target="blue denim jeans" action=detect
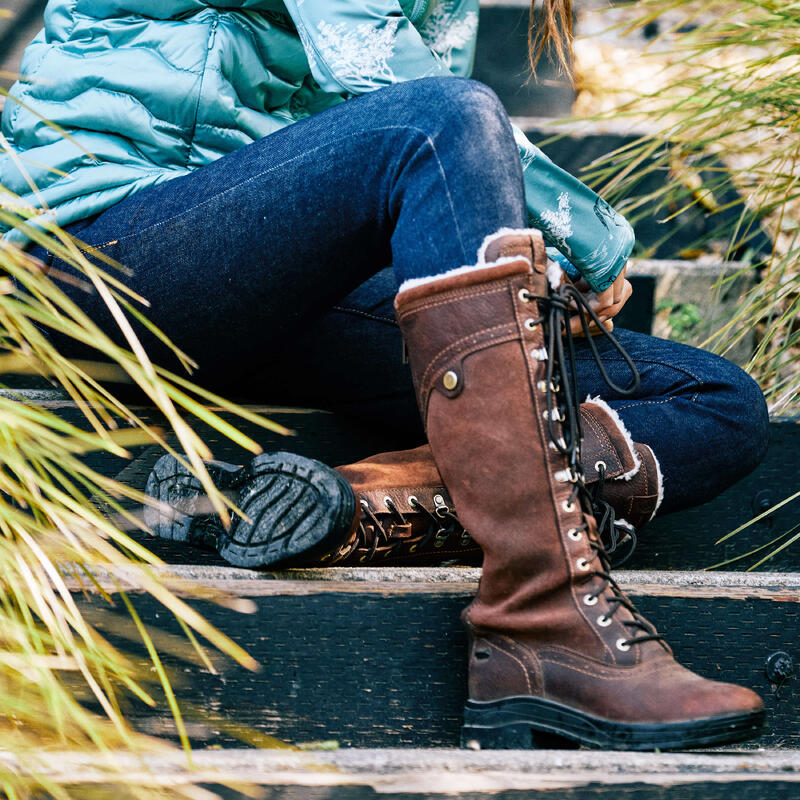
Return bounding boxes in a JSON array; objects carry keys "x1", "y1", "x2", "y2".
[{"x1": 28, "y1": 78, "x2": 769, "y2": 516}]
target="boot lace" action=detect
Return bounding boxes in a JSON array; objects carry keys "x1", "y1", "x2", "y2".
[
  {"x1": 591, "y1": 463, "x2": 638, "y2": 568},
  {"x1": 537, "y1": 280, "x2": 667, "y2": 652},
  {"x1": 336, "y1": 495, "x2": 472, "y2": 564}
]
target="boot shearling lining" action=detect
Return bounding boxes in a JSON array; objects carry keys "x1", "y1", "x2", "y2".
[
  {"x1": 648, "y1": 443, "x2": 665, "y2": 519},
  {"x1": 583, "y1": 395, "x2": 642, "y2": 481},
  {"x1": 546, "y1": 259, "x2": 564, "y2": 291},
  {"x1": 398, "y1": 227, "x2": 539, "y2": 293}
]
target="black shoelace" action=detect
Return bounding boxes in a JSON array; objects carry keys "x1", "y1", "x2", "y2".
[
  {"x1": 591, "y1": 463, "x2": 639, "y2": 568},
  {"x1": 345, "y1": 496, "x2": 471, "y2": 563},
  {"x1": 537, "y1": 281, "x2": 667, "y2": 652}
]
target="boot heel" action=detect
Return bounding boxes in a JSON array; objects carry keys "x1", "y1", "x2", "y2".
[
  {"x1": 462, "y1": 723, "x2": 577, "y2": 751},
  {"x1": 462, "y1": 723, "x2": 532, "y2": 750}
]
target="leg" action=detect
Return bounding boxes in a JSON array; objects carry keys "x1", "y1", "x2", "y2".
[
  {"x1": 33, "y1": 77, "x2": 526, "y2": 568},
  {"x1": 261, "y1": 268, "x2": 768, "y2": 516},
  {"x1": 395, "y1": 230, "x2": 764, "y2": 750},
  {"x1": 570, "y1": 329, "x2": 770, "y2": 513},
  {"x1": 251, "y1": 267, "x2": 425, "y2": 441},
  {"x1": 30, "y1": 77, "x2": 526, "y2": 389}
]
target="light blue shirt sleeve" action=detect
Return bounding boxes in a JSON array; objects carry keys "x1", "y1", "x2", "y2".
[{"x1": 513, "y1": 124, "x2": 635, "y2": 291}]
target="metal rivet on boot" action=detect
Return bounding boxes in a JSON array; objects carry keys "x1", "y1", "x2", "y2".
[{"x1": 443, "y1": 371, "x2": 458, "y2": 390}]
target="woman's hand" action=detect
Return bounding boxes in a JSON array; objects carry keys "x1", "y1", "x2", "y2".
[{"x1": 566, "y1": 263, "x2": 633, "y2": 336}]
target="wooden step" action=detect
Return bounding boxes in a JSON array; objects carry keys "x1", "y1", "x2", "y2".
[
  {"x1": 73, "y1": 566, "x2": 800, "y2": 749},
  {"x1": 638, "y1": 418, "x2": 800, "y2": 572},
  {"x1": 21, "y1": 747, "x2": 800, "y2": 799},
  {"x1": 4, "y1": 395, "x2": 797, "y2": 572}
]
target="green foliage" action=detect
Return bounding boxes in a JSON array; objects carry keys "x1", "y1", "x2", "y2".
[
  {"x1": 0, "y1": 188, "x2": 290, "y2": 794},
  {"x1": 583, "y1": 0, "x2": 800, "y2": 414},
  {"x1": 655, "y1": 299, "x2": 702, "y2": 342}
]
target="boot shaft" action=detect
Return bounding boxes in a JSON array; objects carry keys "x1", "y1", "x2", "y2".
[
  {"x1": 394, "y1": 228, "x2": 764, "y2": 747},
  {"x1": 395, "y1": 231, "x2": 610, "y2": 655}
]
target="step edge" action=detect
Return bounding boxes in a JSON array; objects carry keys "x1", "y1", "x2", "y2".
[
  {"x1": 68, "y1": 564, "x2": 800, "y2": 599},
  {"x1": 12, "y1": 747, "x2": 800, "y2": 789}
]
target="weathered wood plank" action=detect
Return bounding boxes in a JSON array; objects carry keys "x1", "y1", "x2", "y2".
[
  {"x1": 3, "y1": 399, "x2": 797, "y2": 571},
  {"x1": 22, "y1": 748, "x2": 800, "y2": 800},
  {"x1": 72, "y1": 568, "x2": 800, "y2": 749}
]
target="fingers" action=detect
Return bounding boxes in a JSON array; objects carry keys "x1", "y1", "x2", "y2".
[
  {"x1": 570, "y1": 315, "x2": 613, "y2": 337},
  {"x1": 596, "y1": 278, "x2": 632, "y2": 320},
  {"x1": 594, "y1": 264, "x2": 628, "y2": 311},
  {"x1": 562, "y1": 261, "x2": 631, "y2": 337}
]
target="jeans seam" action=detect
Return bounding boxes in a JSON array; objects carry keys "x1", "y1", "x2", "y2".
[
  {"x1": 80, "y1": 125, "x2": 468, "y2": 253},
  {"x1": 331, "y1": 305, "x2": 398, "y2": 325},
  {"x1": 615, "y1": 396, "x2": 679, "y2": 412},
  {"x1": 573, "y1": 355, "x2": 704, "y2": 385},
  {"x1": 574, "y1": 354, "x2": 704, "y2": 404}
]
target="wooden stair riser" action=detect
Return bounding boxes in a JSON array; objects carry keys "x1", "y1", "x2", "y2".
[
  {"x1": 76, "y1": 572, "x2": 800, "y2": 749},
  {"x1": 21, "y1": 749, "x2": 800, "y2": 800},
  {"x1": 49, "y1": 406, "x2": 799, "y2": 574}
]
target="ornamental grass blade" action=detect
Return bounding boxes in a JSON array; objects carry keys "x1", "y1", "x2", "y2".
[{"x1": 0, "y1": 163, "x2": 295, "y2": 796}]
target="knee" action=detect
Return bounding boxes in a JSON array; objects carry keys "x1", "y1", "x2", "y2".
[
  {"x1": 401, "y1": 77, "x2": 513, "y2": 148},
  {"x1": 705, "y1": 358, "x2": 770, "y2": 478}
]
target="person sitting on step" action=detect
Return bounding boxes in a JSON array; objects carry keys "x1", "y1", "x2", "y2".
[{"x1": 4, "y1": 0, "x2": 768, "y2": 751}]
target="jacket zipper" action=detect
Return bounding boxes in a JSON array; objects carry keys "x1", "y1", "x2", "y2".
[{"x1": 207, "y1": 16, "x2": 219, "y2": 49}]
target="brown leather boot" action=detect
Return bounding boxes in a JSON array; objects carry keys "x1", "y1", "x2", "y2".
[
  {"x1": 395, "y1": 228, "x2": 764, "y2": 750},
  {"x1": 323, "y1": 446, "x2": 482, "y2": 566},
  {"x1": 580, "y1": 397, "x2": 662, "y2": 531},
  {"x1": 329, "y1": 396, "x2": 663, "y2": 567}
]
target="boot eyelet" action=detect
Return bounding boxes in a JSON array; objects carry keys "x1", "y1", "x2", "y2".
[
  {"x1": 408, "y1": 495, "x2": 418, "y2": 505},
  {"x1": 594, "y1": 460, "x2": 607, "y2": 472},
  {"x1": 518, "y1": 289, "x2": 532, "y2": 303},
  {"x1": 567, "y1": 528, "x2": 582, "y2": 541},
  {"x1": 584, "y1": 594, "x2": 598, "y2": 606},
  {"x1": 537, "y1": 380, "x2": 547, "y2": 392},
  {"x1": 576, "y1": 558, "x2": 591, "y2": 571},
  {"x1": 384, "y1": 496, "x2": 393, "y2": 508},
  {"x1": 524, "y1": 318, "x2": 538, "y2": 331},
  {"x1": 562, "y1": 499, "x2": 576, "y2": 513},
  {"x1": 360, "y1": 499, "x2": 370, "y2": 510},
  {"x1": 616, "y1": 638, "x2": 631, "y2": 652},
  {"x1": 597, "y1": 615, "x2": 612, "y2": 627}
]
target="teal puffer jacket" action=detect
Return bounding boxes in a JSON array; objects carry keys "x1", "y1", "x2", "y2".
[{"x1": 0, "y1": 0, "x2": 634, "y2": 291}]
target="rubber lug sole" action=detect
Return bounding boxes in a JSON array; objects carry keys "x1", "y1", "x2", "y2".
[
  {"x1": 461, "y1": 696, "x2": 766, "y2": 751},
  {"x1": 144, "y1": 452, "x2": 358, "y2": 568}
]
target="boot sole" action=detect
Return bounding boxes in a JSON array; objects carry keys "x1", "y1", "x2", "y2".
[
  {"x1": 144, "y1": 452, "x2": 357, "y2": 568},
  {"x1": 461, "y1": 696, "x2": 766, "y2": 751}
]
